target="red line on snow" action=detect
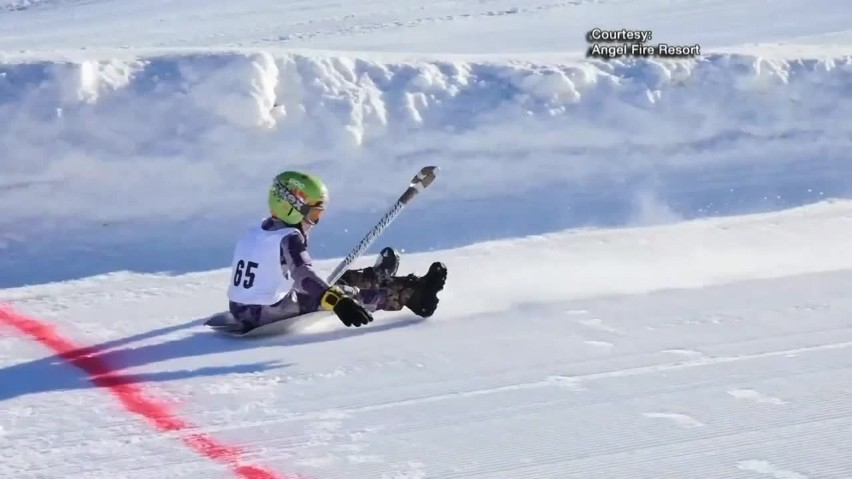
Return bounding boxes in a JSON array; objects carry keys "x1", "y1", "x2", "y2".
[{"x1": 0, "y1": 305, "x2": 289, "y2": 479}]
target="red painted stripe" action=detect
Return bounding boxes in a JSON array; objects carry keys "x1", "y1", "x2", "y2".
[{"x1": 0, "y1": 305, "x2": 289, "y2": 479}]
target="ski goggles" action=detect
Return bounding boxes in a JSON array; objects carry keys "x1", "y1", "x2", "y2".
[{"x1": 304, "y1": 202, "x2": 326, "y2": 224}]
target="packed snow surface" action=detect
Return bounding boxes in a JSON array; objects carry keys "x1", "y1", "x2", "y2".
[
  {"x1": 5, "y1": 202, "x2": 852, "y2": 478},
  {"x1": 2, "y1": 0, "x2": 852, "y2": 478}
]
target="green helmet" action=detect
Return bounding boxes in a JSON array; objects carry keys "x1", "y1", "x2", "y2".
[{"x1": 268, "y1": 171, "x2": 329, "y2": 225}]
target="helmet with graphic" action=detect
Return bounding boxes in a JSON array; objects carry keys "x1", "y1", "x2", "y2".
[{"x1": 268, "y1": 171, "x2": 329, "y2": 225}]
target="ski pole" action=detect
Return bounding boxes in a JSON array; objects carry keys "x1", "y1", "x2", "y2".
[{"x1": 326, "y1": 165, "x2": 439, "y2": 284}]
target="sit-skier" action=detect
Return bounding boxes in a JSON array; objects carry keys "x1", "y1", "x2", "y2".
[{"x1": 225, "y1": 170, "x2": 447, "y2": 333}]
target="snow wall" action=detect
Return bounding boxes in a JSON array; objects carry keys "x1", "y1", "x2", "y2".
[{"x1": 1, "y1": 50, "x2": 851, "y2": 287}]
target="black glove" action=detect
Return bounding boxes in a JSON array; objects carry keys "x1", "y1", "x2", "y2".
[{"x1": 320, "y1": 286, "x2": 374, "y2": 327}]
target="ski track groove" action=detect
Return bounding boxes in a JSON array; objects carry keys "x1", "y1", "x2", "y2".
[
  {"x1": 256, "y1": 322, "x2": 852, "y2": 414},
  {"x1": 32, "y1": 341, "x2": 846, "y2": 459},
  {"x1": 10, "y1": 348, "x2": 852, "y2": 477},
  {"x1": 402, "y1": 416, "x2": 852, "y2": 479},
  {"x1": 12, "y1": 358, "x2": 850, "y2": 479},
  {"x1": 737, "y1": 460, "x2": 810, "y2": 479},
  {"x1": 728, "y1": 388, "x2": 787, "y2": 405},
  {"x1": 262, "y1": 0, "x2": 597, "y2": 44},
  {"x1": 267, "y1": 336, "x2": 852, "y2": 421},
  {"x1": 268, "y1": 412, "x2": 852, "y2": 479},
  {"x1": 377, "y1": 367, "x2": 843, "y2": 442},
  {"x1": 197, "y1": 371, "x2": 852, "y2": 476},
  {"x1": 3, "y1": 351, "x2": 852, "y2": 478},
  {"x1": 12, "y1": 452, "x2": 249, "y2": 479},
  {"x1": 279, "y1": 363, "x2": 849, "y2": 442},
  {"x1": 16, "y1": 323, "x2": 844, "y2": 445},
  {"x1": 7, "y1": 323, "x2": 852, "y2": 437}
]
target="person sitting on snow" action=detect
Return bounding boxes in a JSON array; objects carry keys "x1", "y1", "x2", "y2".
[{"x1": 225, "y1": 170, "x2": 447, "y2": 333}]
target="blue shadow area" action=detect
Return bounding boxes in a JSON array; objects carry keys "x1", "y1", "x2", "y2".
[
  {"x1": 0, "y1": 313, "x2": 426, "y2": 402},
  {"x1": 1, "y1": 150, "x2": 850, "y2": 289}
]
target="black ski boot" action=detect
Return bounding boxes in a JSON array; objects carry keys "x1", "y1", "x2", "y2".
[
  {"x1": 404, "y1": 261, "x2": 448, "y2": 318},
  {"x1": 338, "y1": 247, "x2": 401, "y2": 289},
  {"x1": 373, "y1": 246, "x2": 401, "y2": 281}
]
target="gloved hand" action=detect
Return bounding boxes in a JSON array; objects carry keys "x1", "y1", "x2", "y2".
[{"x1": 320, "y1": 286, "x2": 374, "y2": 327}]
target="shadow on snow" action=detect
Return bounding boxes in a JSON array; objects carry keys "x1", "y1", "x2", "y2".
[{"x1": 0, "y1": 313, "x2": 427, "y2": 402}]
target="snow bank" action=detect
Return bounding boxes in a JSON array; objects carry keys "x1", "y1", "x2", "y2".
[{"x1": 1, "y1": 50, "x2": 851, "y2": 286}]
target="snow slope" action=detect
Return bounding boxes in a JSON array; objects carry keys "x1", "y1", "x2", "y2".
[
  {"x1": 4, "y1": 201, "x2": 852, "y2": 479},
  {"x1": 3, "y1": 0, "x2": 852, "y2": 477}
]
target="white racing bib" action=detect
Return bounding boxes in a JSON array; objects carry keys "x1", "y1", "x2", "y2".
[{"x1": 227, "y1": 224, "x2": 294, "y2": 305}]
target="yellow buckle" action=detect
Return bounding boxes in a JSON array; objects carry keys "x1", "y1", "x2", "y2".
[{"x1": 320, "y1": 289, "x2": 341, "y2": 310}]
